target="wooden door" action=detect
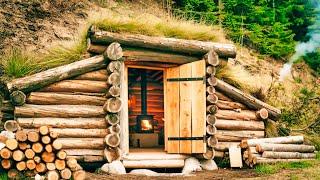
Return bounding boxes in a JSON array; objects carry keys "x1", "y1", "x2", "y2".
[{"x1": 165, "y1": 60, "x2": 206, "y2": 154}]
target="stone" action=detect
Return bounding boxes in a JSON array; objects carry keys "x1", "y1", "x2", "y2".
[
  {"x1": 200, "y1": 159, "x2": 218, "y2": 170},
  {"x1": 129, "y1": 169, "x2": 158, "y2": 176},
  {"x1": 182, "y1": 157, "x2": 202, "y2": 175},
  {"x1": 101, "y1": 161, "x2": 126, "y2": 175}
]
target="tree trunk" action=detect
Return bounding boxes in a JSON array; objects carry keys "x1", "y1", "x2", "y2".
[
  {"x1": 215, "y1": 130, "x2": 264, "y2": 142},
  {"x1": 60, "y1": 168, "x2": 72, "y2": 179},
  {"x1": 40, "y1": 80, "x2": 109, "y2": 93},
  {"x1": 27, "y1": 131, "x2": 40, "y2": 142},
  {"x1": 215, "y1": 119, "x2": 265, "y2": 130},
  {"x1": 107, "y1": 72, "x2": 120, "y2": 86},
  {"x1": 206, "y1": 86, "x2": 215, "y2": 95},
  {"x1": 207, "y1": 94, "x2": 218, "y2": 104},
  {"x1": 103, "y1": 98, "x2": 123, "y2": 113},
  {"x1": 16, "y1": 161, "x2": 26, "y2": 171},
  {"x1": 104, "y1": 147, "x2": 121, "y2": 162},
  {"x1": 207, "y1": 76, "x2": 218, "y2": 86},
  {"x1": 55, "y1": 159, "x2": 66, "y2": 170},
  {"x1": 6, "y1": 139, "x2": 18, "y2": 150},
  {"x1": 25, "y1": 149, "x2": 35, "y2": 159},
  {"x1": 15, "y1": 104, "x2": 105, "y2": 118},
  {"x1": 214, "y1": 142, "x2": 240, "y2": 152},
  {"x1": 206, "y1": 114, "x2": 217, "y2": 125},
  {"x1": 35, "y1": 163, "x2": 47, "y2": 173},
  {"x1": 207, "y1": 136, "x2": 218, "y2": 147},
  {"x1": 26, "y1": 159, "x2": 36, "y2": 170},
  {"x1": 55, "y1": 138, "x2": 105, "y2": 149},
  {"x1": 10, "y1": 90, "x2": 26, "y2": 106},
  {"x1": 73, "y1": 170, "x2": 86, "y2": 180},
  {"x1": 27, "y1": 92, "x2": 106, "y2": 105},
  {"x1": 90, "y1": 30, "x2": 237, "y2": 58},
  {"x1": 105, "y1": 85, "x2": 120, "y2": 98},
  {"x1": 216, "y1": 100, "x2": 247, "y2": 110},
  {"x1": 57, "y1": 150, "x2": 67, "y2": 160},
  {"x1": 18, "y1": 118, "x2": 107, "y2": 129},
  {"x1": 105, "y1": 134, "x2": 120, "y2": 148},
  {"x1": 4, "y1": 120, "x2": 19, "y2": 132},
  {"x1": 262, "y1": 151, "x2": 316, "y2": 159},
  {"x1": 32, "y1": 143, "x2": 43, "y2": 153},
  {"x1": 256, "y1": 143, "x2": 315, "y2": 153},
  {"x1": 103, "y1": 42, "x2": 123, "y2": 61},
  {"x1": 47, "y1": 170, "x2": 60, "y2": 180},
  {"x1": 74, "y1": 69, "x2": 108, "y2": 81},
  {"x1": 7, "y1": 55, "x2": 106, "y2": 93},
  {"x1": 1, "y1": 159, "x2": 12, "y2": 169},
  {"x1": 105, "y1": 114, "x2": 120, "y2": 125},
  {"x1": 215, "y1": 109, "x2": 259, "y2": 121},
  {"x1": 215, "y1": 79, "x2": 281, "y2": 118},
  {"x1": 0, "y1": 148, "x2": 12, "y2": 159},
  {"x1": 13, "y1": 150, "x2": 25, "y2": 161},
  {"x1": 240, "y1": 136, "x2": 304, "y2": 148},
  {"x1": 206, "y1": 125, "x2": 217, "y2": 135}
]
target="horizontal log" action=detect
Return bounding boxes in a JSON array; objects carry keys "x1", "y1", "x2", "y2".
[
  {"x1": 215, "y1": 130, "x2": 264, "y2": 142},
  {"x1": 215, "y1": 119, "x2": 265, "y2": 130},
  {"x1": 73, "y1": 69, "x2": 108, "y2": 81},
  {"x1": 90, "y1": 30, "x2": 237, "y2": 58},
  {"x1": 216, "y1": 110, "x2": 258, "y2": 121},
  {"x1": 123, "y1": 159, "x2": 185, "y2": 168},
  {"x1": 15, "y1": 104, "x2": 105, "y2": 118},
  {"x1": 215, "y1": 91, "x2": 233, "y2": 102},
  {"x1": 125, "y1": 61, "x2": 178, "y2": 68},
  {"x1": 55, "y1": 138, "x2": 104, "y2": 149},
  {"x1": 26, "y1": 92, "x2": 106, "y2": 105},
  {"x1": 7, "y1": 55, "x2": 106, "y2": 93},
  {"x1": 40, "y1": 80, "x2": 109, "y2": 93},
  {"x1": 25, "y1": 129, "x2": 108, "y2": 138},
  {"x1": 17, "y1": 118, "x2": 107, "y2": 129},
  {"x1": 216, "y1": 100, "x2": 247, "y2": 110},
  {"x1": 64, "y1": 149, "x2": 104, "y2": 156},
  {"x1": 256, "y1": 143, "x2": 315, "y2": 153},
  {"x1": 256, "y1": 157, "x2": 316, "y2": 164},
  {"x1": 216, "y1": 79, "x2": 281, "y2": 118},
  {"x1": 68, "y1": 155, "x2": 104, "y2": 162},
  {"x1": 240, "y1": 136, "x2": 304, "y2": 148},
  {"x1": 214, "y1": 142, "x2": 240, "y2": 152},
  {"x1": 262, "y1": 151, "x2": 316, "y2": 159}
]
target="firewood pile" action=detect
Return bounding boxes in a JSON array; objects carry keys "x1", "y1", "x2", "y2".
[
  {"x1": 240, "y1": 136, "x2": 316, "y2": 167},
  {"x1": 0, "y1": 125, "x2": 85, "y2": 180}
]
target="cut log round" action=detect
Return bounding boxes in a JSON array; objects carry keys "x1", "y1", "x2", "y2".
[
  {"x1": 32, "y1": 142, "x2": 43, "y2": 153},
  {"x1": 206, "y1": 125, "x2": 217, "y2": 135},
  {"x1": 25, "y1": 149, "x2": 35, "y2": 159},
  {"x1": 42, "y1": 151, "x2": 55, "y2": 163},
  {"x1": 55, "y1": 159, "x2": 66, "y2": 170},
  {"x1": 73, "y1": 170, "x2": 86, "y2": 180},
  {"x1": 15, "y1": 130, "x2": 27, "y2": 142},
  {"x1": 57, "y1": 150, "x2": 67, "y2": 160},
  {"x1": 104, "y1": 147, "x2": 121, "y2": 162},
  {"x1": 206, "y1": 114, "x2": 217, "y2": 125},
  {"x1": 8, "y1": 169, "x2": 20, "y2": 179},
  {"x1": 196, "y1": 147, "x2": 215, "y2": 160},
  {"x1": 18, "y1": 142, "x2": 30, "y2": 150},
  {"x1": 0, "y1": 135, "x2": 8, "y2": 144},
  {"x1": 215, "y1": 119, "x2": 265, "y2": 130},
  {"x1": 216, "y1": 110, "x2": 258, "y2": 121},
  {"x1": 90, "y1": 30, "x2": 237, "y2": 57},
  {"x1": 13, "y1": 150, "x2": 25, "y2": 161},
  {"x1": 216, "y1": 100, "x2": 247, "y2": 110},
  {"x1": 39, "y1": 125, "x2": 49, "y2": 135},
  {"x1": 46, "y1": 163, "x2": 56, "y2": 171},
  {"x1": 52, "y1": 140, "x2": 63, "y2": 150},
  {"x1": 207, "y1": 94, "x2": 218, "y2": 104},
  {"x1": 74, "y1": 69, "x2": 108, "y2": 81},
  {"x1": 40, "y1": 80, "x2": 109, "y2": 93},
  {"x1": 206, "y1": 65, "x2": 216, "y2": 75},
  {"x1": 4, "y1": 120, "x2": 19, "y2": 132},
  {"x1": 205, "y1": 50, "x2": 220, "y2": 66},
  {"x1": 107, "y1": 72, "x2": 121, "y2": 86},
  {"x1": 35, "y1": 163, "x2": 46, "y2": 173},
  {"x1": 207, "y1": 76, "x2": 218, "y2": 86},
  {"x1": 50, "y1": 131, "x2": 59, "y2": 139},
  {"x1": 6, "y1": 139, "x2": 18, "y2": 150},
  {"x1": 256, "y1": 108, "x2": 269, "y2": 120},
  {"x1": 207, "y1": 136, "x2": 218, "y2": 147},
  {"x1": 26, "y1": 159, "x2": 36, "y2": 170},
  {"x1": 103, "y1": 97, "x2": 122, "y2": 113},
  {"x1": 206, "y1": 105, "x2": 218, "y2": 114},
  {"x1": 6, "y1": 55, "x2": 106, "y2": 93},
  {"x1": 104, "y1": 42, "x2": 123, "y2": 61},
  {"x1": 1, "y1": 159, "x2": 12, "y2": 169},
  {"x1": 107, "y1": 61, "x2": 122, "y2": 73},
  {"x1": 206, "y1": 86, "x2": 215, "y2": 95},
  {"x1": 34, "y1": 156, "x2": 41, "y2": 163},
  {"x1": 10, "y1": 90, "x2": 26, "y2": 106},
  {"x1": 107, "y1": 124, "x2": 121, "y2": 134},
  {"x1": 0, "y1": 148, "x2": 12, "y2": 159},
  {"x1": 66, "y1": 158, "x2": 78, "y2": 169},
  {"x1": 47, "y1": 170, "x2": 60, "y2": 180},
  {"x1": 256, "y1": 143, "x2": 316, "y2": 153},
  {"x1": 105, "y1": 113, "x2": 120, "y2": 125},
  {"x1": 106, "y1": 85, "x2": 121, "y2": 98},
  {"x1": 42, "y1": 136, "x2": 51, "y2": 144},
  {"x1": 16, "y1": 161, "x2": 26, "y2": 171},
  {"x1": 45, "y1": 144, "x2": 53, "y2": 153},
  {"x1": 60, "y1": 168, "x2": 72, "y2": 179},
  {"x1": 240, "y1": 136, "x2": 304, "y2": 148},
  {"x1": 262, "y1": 151, "x2": 316, "y2": 159},
  {"x1": 105, "y1": 133, "x2": 120, "y2": 148},
  {"x1": 27, "y1": 131, "x2": 40, "y2": 142}
]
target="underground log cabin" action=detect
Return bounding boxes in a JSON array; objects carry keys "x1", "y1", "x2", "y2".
[{"x1": 0, "y1": 27, "x2": 281, "y2": 169}]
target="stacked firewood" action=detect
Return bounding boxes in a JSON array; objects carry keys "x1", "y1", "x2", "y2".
[
  {"x1": 0, "y1": 100, "x2": 14, "y2": 130},
  {"x1": 240, "y1": 136, "x2": 316, "y2": 167},
  {"x1": 102, "y1": 42, "x2": 123, "y2": 163},
  {"x1": 0, "y1": 126, "x2": 85, "y2": 180}
]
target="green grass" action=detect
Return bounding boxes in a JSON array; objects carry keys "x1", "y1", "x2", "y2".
[
  {"x1": 0, "y1": 170, "x2": 8, "y2": 180},
  {"x1": 254, "y1": 161, "x2": 315, "y2": 175}
]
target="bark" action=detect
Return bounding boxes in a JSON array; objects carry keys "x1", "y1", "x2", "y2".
[
  {"x1": 195, "y1": 147, "x2": 214, "y2": 160},
  {"x1": 74, "y1": 69, "x2": 108, "y2": 81},
  {"x1": 104, "y1": 42, "x2": 123, "y2": 61},
  {"x1": 40, "y1": 80, "x2": 109, "y2": 93},
  {"x1": 107, "y1": 61, "x2": 122, "y2": 73},
  {"x1": 206, "y1": 86, "x2": 215, "y2": 95},
  {"x1": 4, "y1": 120, "x2": 19, "y2": 132},
  {"x1": 15, "y1": 104, "x2": 105, "y2": 118},
  {"x1": 60, "y1": 168, "x2": 72, "y2": 179},
  {"x1": 18, "y1": 118, "x2": 107, "y2": 129},
  {"x1": 206, "y1": 114, "x2": 217, "y2": 125},
  {"x1": 25, "y1": 149, "x2": 35, "y2": 159},
  {"x1": 262, "y1": 151, "x2": 316, "y2": 159},
  {"x1": 216, "y1": 100, "x2": 247, "y2": 110},
  {"x1": 105, "y1": 85, "x2": 120, "y2": 98},
  {"x1": 55, "y1": 138, "x2": 105, "y2": 149},
  {"x1": 240, "y1": 136, "x2": 304, "y2": 148},
  {"x1": 104, "y1": 147, "x2": 121, "y2": 162},
  {"x1": 207, "y1": 136, "x2": 218, "y2": 147},
  {"x1": 207, "y1": 94, "x2": 218, "y2": 104},
  {"x1": 0, "y1": 148, "x2": 12, "y2": 159},
  {"x1": 27, "y1": 92, "x2": 106, "y2": 105},
  {"x1": 215, "y1": 119, "x2": 265, "y2": 130},
  {"x1": 10, "y1": 90, "x2": 26, "y2": 106},
  {"x1": 90, "y1": 30, "x2": 237, "y2": 58},
  {"x1": 256, "y1": 143, "x2": 315, "y2": 153},
  {"x1": 207, "y1": 76, "x2": 218, "y2": 86},
  {"x1": 215, "y1": 109, "x2": 259, "y2": 121},
  {"x1": 206, "y1": 125, "x2": 217, "y2": 135},
  {"x1": 47, "y1": 170, "x2": 59, "y2": 180},
  {"x1": 215, "y1": 79, "x2": 281, "y2": 118},
  {"x1": 107, "y1": 72, "x2": 120, "y2": 86},
  {"x1": 103, "y1": 98, "x2": 123, "y2": 113},
  {"x1": 13, "y1": 150, "x2": 25, "y2": 161},
  {"x1": 7, "y1": 55, "x2": 106, "y2": 93},
  {"x1": 6, "y1": 139, "x2": 18, "y2": 150},
  {"x1": 215, "y1": 130, "x2": 264, "y2": 142},
  {"x1": 32, "y1": 143, "x2": 43, "y2": 153},
  {"x1": 205, "y1": 50, "x2": 220, "y2": 66},
  {"x1": 27, "y1": 131, "x2": 40, "y2": 142}
]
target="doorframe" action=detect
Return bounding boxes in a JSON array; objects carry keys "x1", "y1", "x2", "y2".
[{"x1": 120, "y1": 64, "x2": 166, "y2": 157}]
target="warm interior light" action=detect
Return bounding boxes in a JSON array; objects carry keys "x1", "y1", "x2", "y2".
[
  {"x1": 140, "y1": 119, "x2": 153, "y2": 131},
  {"x1": 128, "y1": 94, "x2": 136, "y2": 109}
]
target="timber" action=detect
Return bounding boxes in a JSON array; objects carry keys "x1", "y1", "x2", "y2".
[
  {"x1": 27, "y1": 131, "x2": 40, "y2": 142},
  {"x1": 0, "y1": 148, "x2": 12, "y2": 159},
  {"x1": 215, "y1": 130, "x2": 264, "y2": 142},
  {"x1": 13, "y1": 150, "x2": 25, "y2": 161},
  {"x1": 104, "y1": 147, "x2": 121, "y2": 162},
  {"x1": 240, "y1": 136, "x2": 304, "y2": 148},
  {"x1": 106, "y1": 85, "x2": 120, "y2": 98},
  {"x1": 40, "y1": 80, "x2": 109, "y2": 93},
  {"x1": 206, "y1": 114, "x2": 217, "y2": 125},
  {"x1": 61, "y1": 168, "x2": 72, "y2": 179},
  {"x1": 123, "y1": 159, "x2": 185, "y2": 168},
  {"x1": 216, "y1": 110, "x2": 259, "y2": 121},
  {"x1": 64, "y1": 149, "x2": 104, "y2": 156},
  {"x1": 207, "y1": 136, "x2": 218, "y2": 147},
  {"x1": 16, "y1": 161, "x2": 26, "y2": 171},
  {"x1": 73, "y1": 170, "x2": 86, "y2": 180},
  {"x1": 6, "y1": 139, "x2": 18, "y2": 150},
  {"x1": 207, "y1": 94, "x2": 218, "y2": 104},
  {"x1": 262, "y1": 151, "x2": 316, "y2": 159},
  {"x1": 256, "y1": 108, "x2": 269, "y2": 120},
  {"x1": 215, "y1": 79, "x2": 281, "y2": 118},
  {"x1": 47, "y1": 170, "x2": 59, "y2": 180},
  {"x1": 103, "y1": 97, "x2": 123, "y2": 113},
  {"x1": 206, "y1": 105, "x2": 218, "y2": 114},
  {"x1": 105, "y1": 114, "x2": 120, "y2": 125},
  {"x1": 256, "y1": 158, "x2": 316, "y2": 164},
  {"x1": 27, "y1": 92, "x2": 106, "y2": 105},
  {"x1": 206, "y1": 86, "x2": 215, "y2": 95},
  {"x1": 125, "y1": 61, "x2": 178, "y2": 68},
  {"x1": 1, "y1": 159, "x2": 12, "y2": 169},
  {"x1": 206, "y1": 66, "x2": 216, "y2": 75},
  {"x1": 204, "y1": 50, "x2": 220, "y2": 66},
  {"x1": 10, "y1": 90, "x2": 26, "y2": 106},
  {"x1": 74, "y1": 69, "x2": 108, "y2": 81},
  {"x1": 215, "y1": 119, "x2": 265, "y2": 130},
  {"x1": 206, "y1": 125, "x2": 217, "y2": 135},
  {"x1": 57, "y1": 150, "x2": 67, "y2": 160},
  {"x1": 7, "y1": 55, "x2": 106, "y2": 93},
  {"x1": 104, "y1": 42, "x2": 123, "y2": 61},
  {"x1": 42, "y1": 128, "x2": 108, "y2": 138},
  {"x1": 214, "y1": 142, "x2": 240, "y2": 152},
  {"x1": 216, "y1": 100, "x2": 247, "y2": 110},
  {"x1": 39, "y1": 126, "x2": 49, "y2": 135},
  {"x1": 4, "y1": 120, "x2": 19, "y2": 132},
  {"x1": 105, "y1": 134, "x2": 120, "y2": 148},
  {"x1": 107, "y1": 72, "x2": 121, "y2": 86},
  {"x1": 207, "y1": 76, "x2": 218, "y2": 86},
  {"x1": 15, "y1": 104, "x2": 105, "y2": 118},
  {"x1": 107, "y1": 61, "x2": 122, "y2": 73},
  {"x1": 90, "y1": 30, "x2": 237, "y2": 58},
  {"x1": 55, "y1": 138, "x2": 104, "y2": 149},
  {"x1": 256, "y1": 143, "x2": 316, "y2": 153}
]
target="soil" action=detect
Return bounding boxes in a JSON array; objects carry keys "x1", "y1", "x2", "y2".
[{"x1": 0, "y1": 0, "x2": 88, "y2": 54}]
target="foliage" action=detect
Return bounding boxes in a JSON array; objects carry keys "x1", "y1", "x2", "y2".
[
  {"x1": 255, "y1": 161, "x2": 314, "y2": 174},
  {"x1": 304, "y1": 50, "x2": 320, "y2": 74}
]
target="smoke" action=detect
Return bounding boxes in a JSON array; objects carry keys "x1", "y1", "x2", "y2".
[{"x1": 279, "y1": 1, "x2": 320, "y2": 81}]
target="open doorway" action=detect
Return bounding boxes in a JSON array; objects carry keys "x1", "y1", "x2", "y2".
[{"x1": 127, "y1": 68, "x2": 164, "y2": 152}]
